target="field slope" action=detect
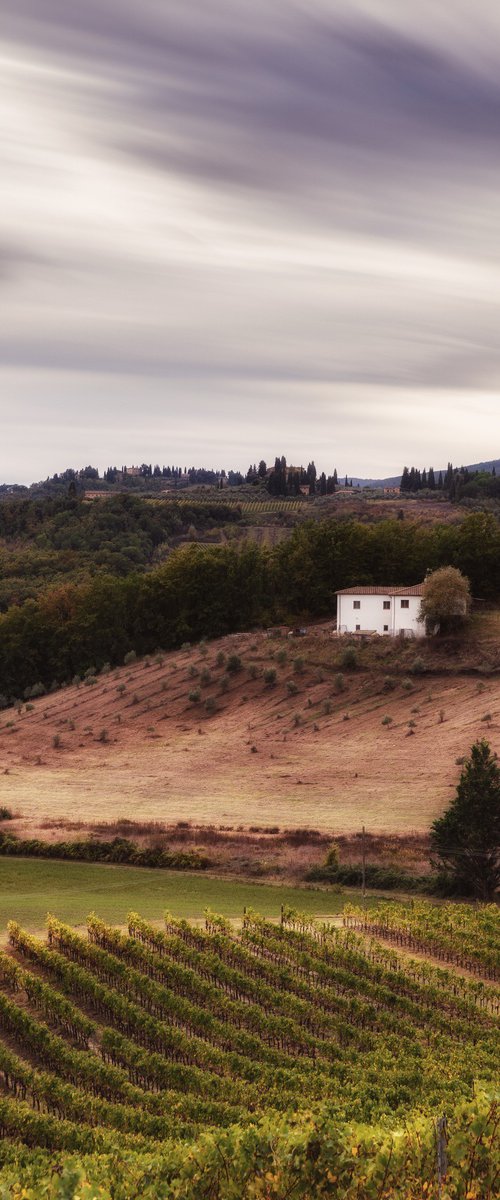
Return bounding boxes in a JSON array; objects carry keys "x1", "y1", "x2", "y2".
[{"x1": 2, "y1": 622, "x2": 500, "y2": 836}]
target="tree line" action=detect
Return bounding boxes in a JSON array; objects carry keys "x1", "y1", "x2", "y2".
[{"x1": 1, "y1": 510, "x2": 499, "y2": 699}]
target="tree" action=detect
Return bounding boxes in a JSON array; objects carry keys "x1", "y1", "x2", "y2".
[
  {"x1": 419, "y1": 566, "x2": 471, "y2": 635},
  {"x1": 431, "y1": 740, "x2": 500, "y2": 899}
]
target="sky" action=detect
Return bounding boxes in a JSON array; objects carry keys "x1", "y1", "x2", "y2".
[{"x1": 2, "y1": 0, "x2": 500, "y2": 484}]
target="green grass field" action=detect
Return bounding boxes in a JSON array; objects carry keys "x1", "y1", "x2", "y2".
[{"x1": 0, "y1": 858, "x2": 349, "y2": 934}]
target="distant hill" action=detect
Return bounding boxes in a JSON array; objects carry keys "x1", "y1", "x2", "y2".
[{"x1": 351, "y1": 457, "x2": 500, "y2": 489}]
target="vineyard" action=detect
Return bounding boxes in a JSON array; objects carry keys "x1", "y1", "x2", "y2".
[
  {"x1": 0, "y1": 902, "x2": 497, "y2": 1197},
  {"x1": 172, "y1": 497, "x2": 306, "y2": 515}
]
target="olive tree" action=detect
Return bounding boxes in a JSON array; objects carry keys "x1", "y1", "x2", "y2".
[{"x1": 419, "y1": 566, "x2": 471, "y2": 635}]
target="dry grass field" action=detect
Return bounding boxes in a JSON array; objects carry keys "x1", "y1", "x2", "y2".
[{"x1": 1, "y1": 618, "x2": 499, "y2": 842}]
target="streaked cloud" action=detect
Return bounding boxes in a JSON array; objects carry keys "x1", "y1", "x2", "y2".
[{"x1": 2, "y1": 1, "x2": 500, "y2": 481}]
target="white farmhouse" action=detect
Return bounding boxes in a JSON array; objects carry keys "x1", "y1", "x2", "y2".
[{"x1": 336, "y1": 585, "x2": 425, "y2": 637}]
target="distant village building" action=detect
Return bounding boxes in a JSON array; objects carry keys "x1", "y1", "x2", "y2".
[
  {"x1": 335, "y1": 585, "x2": 425, "y2": 637},
  {"x1": 383, "y1": 486, "x2": 400, "y2": 496}
]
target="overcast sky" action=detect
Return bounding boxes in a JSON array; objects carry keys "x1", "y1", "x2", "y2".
[{"x1": 2, "y1": 0, "x2": 500, "y2": 484}]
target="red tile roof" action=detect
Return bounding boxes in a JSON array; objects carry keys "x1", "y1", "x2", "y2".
[{"x1": 335, "y1": 585, "x2": 425, "y2": 596}]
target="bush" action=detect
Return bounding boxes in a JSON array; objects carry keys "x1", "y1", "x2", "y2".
[
  {"x1": 200, "y1": 668, "x2": 212, "y2": 685},
  {"x1": 481, "y1": 712, "x2": 492, "y2": 724},
  {"x1": 339, "y1": 647, "x2": 357, "y2": 669},
  {"x1": 438, "y1": 709, "x2": 446, "y2": 723},
  {"x1": 248, "y1": 664, "x2": 259, "y2": 680},
  {"x1": 189, "y1": 689, "x2": 201, "y2": 703},
  {"x1": 276, "y1": 648, "x2": 288, "y2": 665},
  {"x1": 198, "y1": 639, "x2": 208, "y2": 657},
  {"x1": 381, "y1": 714, "x2": 393, "y2": 726},
  {"x1": 401, "y1": 678, "x2": 413, "y2": 691},
  {"x1": 383, "y1": 676, "x2": 396, "y2": 691},
  {"x1": 188, "y1": 664, "x2": 199, "y2": 678},
  {"x1": 410, "y1": 656, "x2": 425, "y2": 675},
  {"x1": 293, "y1": 713, "x2": 302, "y2": 726},
  {"x1": 219, "y1": 677, "x2": 229, "y2": 694},
  {"x1": 71, "y1": 675, "x2": 81, "y2": 688},
  {"x1": 131, "y1": 694, "x2": 139, "y2": 706},
  {"x1": 226, "y1": 654, "x2": 242, "y2": 674},
  {"x1": 98, "y1": 729, "x2": 109, "y2": 743},
  {"x1": 0, "y1": 808, "x2": 13, "y2": 821},
  {"x1": 116, "y1": 684, "x2": 126, "y2": 695},
  {"x1": 52, "y1": 734, "x2": 61, "y2": 749},
  {"x1": 293, "y1": 657, "x2": 305, "y2": 675},
  {"x1": 333, "y1": 673, "x2": 345, "y2": 693},
  {"x1": 100, "y1": 663, "x2": 111, "y2": 675},
  {"x1": 216, "y1": 651, "x2": 226, "y2": 667},
  {"x1": 29, "y1": 682, "x2": 46, "y2": 698},
  {"x1": 84, "y1": 675, "x2": 97, "y2": 687},
  {"x1": 124, "y1": 650, "x2": 137, "y2": 665},
  {"x1": 286, "y1": 680, "x2": 299, "y2": 695},
  {"x1": 204, "y1": 696, "x2": 217, "y2": 714},
  {"x1": 323, "y1": 700, "x2": 332, "y2": 715},
  {"x1": 264, "y1": 668, "x2": 277, "y2": 686}
]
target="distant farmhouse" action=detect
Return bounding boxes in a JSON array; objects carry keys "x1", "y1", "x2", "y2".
[{"x1": 336, "y1": 585, "x2": 425, "y2": 637}]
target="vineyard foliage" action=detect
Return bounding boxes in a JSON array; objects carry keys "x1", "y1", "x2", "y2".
[{"x1": 0, "y1": 902, "x2": 497, "y2": 1197}]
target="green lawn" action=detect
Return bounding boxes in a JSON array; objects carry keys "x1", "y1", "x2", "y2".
[{"x1": 0, "y1": 859, "x2": 351, "y2": 935}]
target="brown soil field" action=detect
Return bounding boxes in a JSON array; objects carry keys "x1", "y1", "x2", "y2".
[{"x1": 1, "y1": 618, "x2": 499, "y2": 841}]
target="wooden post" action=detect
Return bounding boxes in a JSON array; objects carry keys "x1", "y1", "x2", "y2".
[{"x1": 361, "y1": 825, "x2": 366, "y2": 912}]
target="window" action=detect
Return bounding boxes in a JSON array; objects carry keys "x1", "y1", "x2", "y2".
[
  {"x1": 355, "y1": 624, "x2": 360, "y2": 631},
  {"x1": 353, "y1": 600, "x2": 361, "y2": 609},
  {"x1": 400, "y1": 599, "x2": 409, "y2": 609},
  {"x1": 383, "y1": 600, "x2": 390, "y2": 610},
  {"x1": 383, "y1": 624, "x2": 389, "y2": 632}
]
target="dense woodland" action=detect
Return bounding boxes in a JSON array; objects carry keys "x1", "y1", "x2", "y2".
[{"x1": 1, "y1": 505, "x2": 500, "y2": 699}]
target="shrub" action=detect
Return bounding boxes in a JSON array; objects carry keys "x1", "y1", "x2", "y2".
[
  {"x1": 339, "y1": 647, "x2": 357, "y2": 669},
  {"x1": 72, "y1": 675, "x2": 81, "y2": 688},
  {"x1": 25, "y1": 703, "x2": 34, "y2": 712},
  {"x1": 293, "y1": 657, "x2": 305, "y2": 675},
  {"x1": 438, "y1": 709, "x2": 446, "y2": 723},
  {"x1": 131, "y1": 694, "x2": 139, "y2": 706},
  {"x1": 68, "y1": 720, "x2": 75, "y2": 731},
  {"x1": 226, "y1": 654, "x2": 242, "y2": 674},
  {"x1": 383, "y1": 676, "x2": 396, "y2": 691},
  {"x1": 180, "y1": 642, "x2": 191, "y2": 651},
  {"x1": 124, "y1": 650, "x2": 137, "y2": 665},
  {"x1": 401, "y1": 678, "x2": 413, "y2": 691},
  {"x1": 410, "y1": 656, "x2": 425, "y2": 675},
  {"x1": 98, "y1": 729, "x2": 109, "y2": 743},
  {"x1": 0, "y1": 696, "x2": 9, "y2": 710},
  {"x1": 381, "y1": 714, "x2": 393, "y2": 726},
  {"x1": 30, "y1": 682, "x2": 46, "y2": 698},
  {"x1": 276, "y1": 648, "x2": 287, "y2": 665},
  {"x1": 476, "y1": 680, "x2": 486, "y2": 693},
  {"x1": 189, "y1": 689, "x2": 201, "y2": 703},
  {"x1": 200, "y1": 668, "x2": 212, "y2": 686},
  {"x1": 188, "y1": 664, "x2": 199, "y2": 678},
  {"x1": 264, "y1": 668, "x2": 277, "y2": 686},
  {"x1": 84, "y1": 675, "x2": 97, "y2": 687},
  {"x1": 248, "y1": 664, "x2": 259, "y2": 680},
  {"x1": 333, "y1": 673, "x2": 345, "y2": 693},
  {"x1": 52, "y1": 734, "x2": 61, "y2": 749},
  {"x1": 100, "y1": 663, "x2": 111, "y2": 675},
  {"x1": 216, "y1": 651, "x2": 226, "y2": 668},
  {"x1": 199, "y1": 639, "x2": 208, "y2": 657},
  {"x1": 286, "y1": 680, "x2": 299, "y2": 695},
  {"x1": 293, "y1": 713, "x2": 302, "y2": 727},
  {"x1": 219, "y1": 677, "x2": 229, "y2": 694},
  {"x1": 481, "y1": 712, "x2": 492, "y2": 724},
  {"x1": 0, "y1": 808, "x2": 13, "y2": 821},
  {"x1": 155, "y1": 653, "x2": 165, "y2": 666},
  {"x1": 204, "y1": 696, "x2": 217, "y2": 714},
  {"x1": 116, "y1": 684, "x2": 126, "y2": 695},
  {"x1": 342, "y1": 712, "x2": 350, "y2": 721},
  {"x1": 407, "y1": 719, "x2": 416, "y2": 729},
  {"x1": 323, "y1": 700, "x2": 332, "y2": 715}
]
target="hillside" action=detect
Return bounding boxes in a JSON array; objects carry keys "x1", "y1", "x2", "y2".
[{"x1": 2, "y1": 619, "x2": 500, "y2": 843}]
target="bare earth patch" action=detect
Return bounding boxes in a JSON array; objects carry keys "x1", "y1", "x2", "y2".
[{"x1": 1, "y1": 624, "x2": 499, "y2": 838}]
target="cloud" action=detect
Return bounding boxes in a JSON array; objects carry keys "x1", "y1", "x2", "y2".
[{"x1": 1, "y1": 0, "x2": 500, "y2": 481}]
